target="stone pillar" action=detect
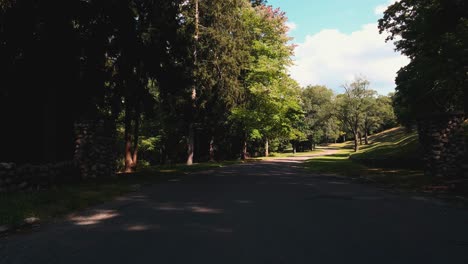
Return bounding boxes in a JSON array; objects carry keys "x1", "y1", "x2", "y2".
[
  {"x1": 74, "y1": 120, "x2": 117, "y2": 179},
  {"x1": 417, "y1": 112, "x2": 465, "y2": 179}
]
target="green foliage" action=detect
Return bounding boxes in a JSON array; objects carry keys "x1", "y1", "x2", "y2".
[
  {"x1": 378, "y1": 0, "x2": 468, "y2": 123},
  {"x1": 302, "y1": 85, "x2": 339, "y2": 144},
  {"x1": 362, "y1": 94, "x2": 397, "y2": 136},
  {"x1": 300, "y1": 80, "x2": 396, "y2": 151},
  {"x1": 335, "y1": 77, "x2": 374, "y2": 151},
  {"x1": 0, "y1": 0, "x2": 399, "y2": 168},
  {"x1": 230, "y1": 4, "x2": 302, "y2": 152}
]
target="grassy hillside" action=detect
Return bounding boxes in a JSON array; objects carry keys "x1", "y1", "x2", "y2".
[
  {"x1": 304, "y1": 127, "x2": 426, "y2": 188},
  {"x1": 350, "y1": 127, "x2": 422, "y2": 169}
]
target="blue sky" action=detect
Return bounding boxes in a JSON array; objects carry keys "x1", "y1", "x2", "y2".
[
  {"x1": 266, "y1": 0, "x2": 409, "y2": 94},
  {"x1": 268, "y1": 0, "x2": 390, "y2": 42}
]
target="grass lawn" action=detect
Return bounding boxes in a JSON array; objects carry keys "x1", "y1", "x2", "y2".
[
  {"x1": 0, "y1": 161, "x2": 239, "y2": 227},
  {"x1": 303, "y1": 148, "x2": 426, "y2": 186},
  {"x1": 303, "y1": 127, "x2": 429, "y2": 189},
  {"x1": 251, "y1": 149, "x2": 324, "y2": 160},
  {"x1": 351, "y1": 127, "x2": 420, "y2": 163}
]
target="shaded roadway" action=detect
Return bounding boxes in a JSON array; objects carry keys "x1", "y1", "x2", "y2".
[{"x1": 1, "y1": 153, "x2": 468, "y2": 263}]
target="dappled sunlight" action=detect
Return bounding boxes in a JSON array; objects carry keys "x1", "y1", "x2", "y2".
[
  {"x1": 115, "y1": 195, "x2": 148, "y2": 203},
  {"x1": 154, "y1": 203, "x2": 185, "y2": 212},
  {"x1": 70, "y1": 210, "x2": 119, "y2": 226},
  {"x1": 307, "y1": 160, "x2": 338, "y2": 163},
  {"x1": 220, "y1": 171, "x2": 236, "y2": 174},
  {"x1": 153, "y1": 203, "x2": 223, "y2": 214},
  {"x1": 189, "y1": 206, "x2": 223, "y2": 214},
  {"x1": 260, "y1": 159, "x2": 303, "y2": 163},
  {"x1": 126, "y1": 224, "x2": 161, "y2": 232},
  {"x1": 168, "y1": 178, "x2": 182, "y2": 182},
  {"x1": 254, "y1": 149, "x2": 340, "y2": 165},
  {"x1": 159, "y1": 169, "x2": 177, "y2": 173}
]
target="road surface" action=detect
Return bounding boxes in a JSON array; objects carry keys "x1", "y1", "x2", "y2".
[{"x1": 1, "y1": 154, "x2": 468, "y2": 263}]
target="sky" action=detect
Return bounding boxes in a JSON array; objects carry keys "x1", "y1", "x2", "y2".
[{"x1": 267, "y1": 0, "x2": 408, "y2": 95}]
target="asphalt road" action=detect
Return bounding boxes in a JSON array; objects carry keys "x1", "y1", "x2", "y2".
[{"x1": 1, "y1": 157, "x2": 468, "y2": 264}]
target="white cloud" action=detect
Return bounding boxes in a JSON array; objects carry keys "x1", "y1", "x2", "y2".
[
  {"x1": 289, "y1": 23, "x2": 409, "y2": 95},
  {"x1": 285, "y1": 21, "x2": 297, "y2": 32},
  {"x1": 375, "y1": 0, "x2": 398, "y2": 15}
]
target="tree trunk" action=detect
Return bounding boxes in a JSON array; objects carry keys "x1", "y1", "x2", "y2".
[
  {"x1": 163, "y1": 141, "x2": 172, "y2": 165},
  {"x1": 464, "y1": 63, "x2": 468, "y2": 114},
  {"x1": 187, "y1": 124, "x2": 194, "y2": 165},
  {"x1": 187, "y1": 0, "x2": 199, "y2": 166},
  {"x1": 160, "y1": 145, "x2": 166, "y2": 165},
  {"x1": 364, "y1": 130, "x2": 369, "y2": 145},
  {"x1": 353, "y1": 132, "x2": 359, "y2": 152},
  {"x1": 209, "y1": 136, "x2": 215, "y2": 162},
  {"x1": 241, "y1": 139, "x2": 248, "y2": 160},
  {"x1": 265, "y1": 138, "x2": 269, "y2": 157},
  {"x1": 358, "y1": 131, "x2": 363, "y2": 145},
  {"x1": 131, "y1": 109, "x2": 140, "y2": 170},
  {"x1": 292, "y1": 142, "x2": 296, "y2": 154},
  {"x1": 124, "y1": 104, "x2": 134, "y2": 173}
]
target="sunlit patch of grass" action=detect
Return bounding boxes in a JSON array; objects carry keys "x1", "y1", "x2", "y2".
[
  {"x1": 304, "y1": 127, "x2": 427, "y2": 190},
  {"x1": 250, "y1": 149, "x2": 324, "y2": 160},
  {"x1": 304, "y1": 150, "x2": 426, "y2": 187},
  {"x1": 272, "y1": 149, "x2": 323, "y2": 157},
  {"x1": 303, "y1": 149, "x2": 366, "y2": 177},
  {"x1": 351, "y1": 128, "x2": 422, "y2": 170},
  {"x1": 352, "y1": 129, "x2": 419, "y2": 160}
]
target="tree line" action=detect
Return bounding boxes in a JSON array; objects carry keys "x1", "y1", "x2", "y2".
[
  {"x1": 0, "y1": 0, "x2": 299, "y2": 170},
  {"x1": 0, "y1": 0, "x2": 400, "y2": 172},
  {"x1": 300, "y1": 78, "x2": 396, "y2": 153}
]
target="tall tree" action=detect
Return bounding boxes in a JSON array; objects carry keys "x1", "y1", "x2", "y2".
[
  {"x1": 302, "y1": 85, "x2": 339, "y2": 147},
  {"x1": 379, "y1": 0, "x2": 468, "y2": 122},
  {"x1": 361, "y1": 95, "x2": 396, "y2": 144},
  {"x1": 337, "y1": 77, "x2": 375, "y2": 152},
  {"x1": 230, "y1": 4, "x2": 298, "y2": 158}
]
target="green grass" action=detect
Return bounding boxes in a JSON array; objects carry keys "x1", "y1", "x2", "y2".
[
  {"x1": 303, "y1": 150, "x2": 366, "y2": 177},
  {"x1": 304, "y1": 127, "x2": 427, "y2": 189},
  {"x1": 0, "y1": 161, "x2": 239, "y2": 227},
  {"x1": 250, "y1": 149, "x2": 324, "y2": 160},
  {"x1": 351, "y1": 127, "x2": 420, "y2": 160},
  {"x1": 0, "y1": 182, "x2": 132, "y2": 228},
  {"x1": 272, "y1": 149, "x2": 323, "y2": 157}
]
